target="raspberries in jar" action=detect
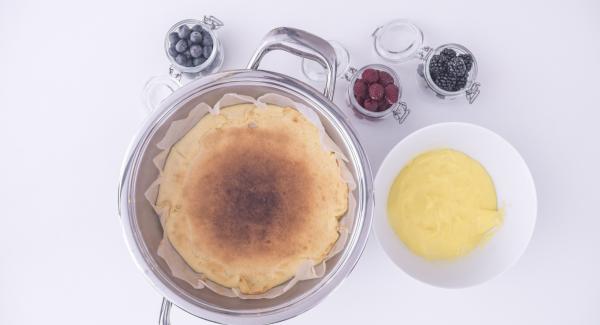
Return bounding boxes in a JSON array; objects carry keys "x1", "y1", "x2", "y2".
[
  {"x1": 362, "y1": 68, "x2": 379, "y2": 83},
  {"x1": 368, "y1": 83, "x2": 384, "y2": 100},
  {"x1": 352, "y1": 68, "x2": 400, "y2": 112}
]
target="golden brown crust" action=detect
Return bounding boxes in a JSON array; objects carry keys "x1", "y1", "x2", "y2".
[{"x1": 157, "y1": 104, "x2": 348, "y2": 294}]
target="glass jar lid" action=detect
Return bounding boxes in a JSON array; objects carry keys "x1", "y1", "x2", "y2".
[{"x1": 373, "y1": 19, "x2": 424, "y2": 63}]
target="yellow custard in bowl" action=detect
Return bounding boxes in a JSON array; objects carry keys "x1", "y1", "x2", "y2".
[{"x1": 387, "y1": 149, "x2": 503, "y2": 260}]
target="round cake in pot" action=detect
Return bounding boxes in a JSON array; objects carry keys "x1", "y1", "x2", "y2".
[{"x1": 156, "y1": 103, "x2": 349, "y2": 294}]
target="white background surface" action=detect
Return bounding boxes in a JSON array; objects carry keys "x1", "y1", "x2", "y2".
[{"x1": 1, "y1": 0, "x2": 599, "y2": 324}]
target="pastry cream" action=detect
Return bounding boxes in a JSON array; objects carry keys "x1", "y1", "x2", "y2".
[{"x1": 387, "y1": 149, "x2": 503, "y2": 260}]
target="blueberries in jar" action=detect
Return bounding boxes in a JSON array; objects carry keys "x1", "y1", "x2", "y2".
[
  {"x1": 189, "y1": 45, "x2": 203, "y2": 58},
  {"x1": 174, "y1": 54, "x2": 186, "y2": 66},
  {"x1": 202, "y1": 33, "x2": 213, "y2": 47},
  {"x1": 175, "y1": 39, "x2": 188, "y2": 53},
  {"x1": 168, "y1": 32, "x2": 179, "y2": 44},
  {"x1": 192, "y1": 24, "x2": 204, "y2": 33},
  {"x1": 202, "y1": 45, "x2": 212, "y2": 58},
  {"x1": 168, "y1": 23, "x2": 217, "y2": 68},
  {"x1": 167, "y1": 45, "x2": 178, "y2": 58},
  {"x1": 189, "y1": 31, "x2": 203, "y2": 44},
  {"x1": 193, "y1": 57, "x2": 206, "y2": 66},
  {"x1": 177, "y1": 24, "x2": 191, "y2": 39}
]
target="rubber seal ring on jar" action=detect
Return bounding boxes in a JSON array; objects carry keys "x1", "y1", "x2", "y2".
[{"x1": 164, "y1": 15, "x2": 224, "y2": 80}]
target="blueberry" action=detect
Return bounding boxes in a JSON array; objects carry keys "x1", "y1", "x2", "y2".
[
  {"x1": 168, "y1": 32, "x2": 179, "y2": 44},
  {"x1": 193, "y1": 57, "x2": 206, "y2": 66},
  {"x1": 189, "y1": 31, "x2": 203, "y2": 43},
  {"x1": 183, "y1": 51, "x2": 192, "y2": 60},
  {"x1": 175, "y1": 54, "x2": 186, "y2": 66},
  {"x1": 202, "y1": 34, "x2": 213, "y2": 47},
  {"x1": 177, "y1": 25, "x2": 191, "y2": 39},
  {"x1": 175, "y1": 39, "x2": 188, "y2": 53},
  {"x1": 202, "y1": 45, "x2": 212, "y2": 58},
  {"x1": 190, "y1": 45, "x2": 203, "y2": 58},
  {"x1": 192, "y1": 24, "x2": 203, "y2": 32},
  {"x1": 184, "y1": 58, "x2": 193, "y2": 67},
  {"x1": 187, "y1": 39, "x2": 193, "y2": 47},
  {"x1": 168, "y1": 45, "x2": 178, "y2": 58}
]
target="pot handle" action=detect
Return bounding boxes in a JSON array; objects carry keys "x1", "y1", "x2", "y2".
[
  {"x1": 247, "y1": 27, "x2": 337, "y2": 101},
  {"x1": 159, "y1": 298, "x2": 172, "y2": 325},
  {"x1": 141, "y1": 74, "x2": 181, "y2": 113}
]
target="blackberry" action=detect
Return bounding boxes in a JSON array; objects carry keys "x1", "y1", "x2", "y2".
[
  {"x1": 433, "y1": 74, "x2": 457, "y2": 92},
  {"x1": 428, "y1": 54, "x2": 447, "y2": 78},
  {"x1": 447, "y1": 57, "x2": 467, "y2": 77},
  {"x1": 454, "y1": 75, "x2": 468, "y2": 91},
  {"x1": 440, "y1": 48, "x2": 456, "y2": 59},
  {"x1": 458, "y1": 54, "x2": 473, "y2": 71}
]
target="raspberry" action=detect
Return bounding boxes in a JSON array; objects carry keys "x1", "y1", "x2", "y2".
[
  {"x1": 378, "y1": 98, "x2": 392, "y2": 111},
  {"x1": 354, "y1": 94, "x2": 365, "y2": 105},
  {"x1": 378, "y1": 71, "x2": 394, "y2": 86},
  {"x1": 384, "y1": 84, "x2": 399, "y2": 104},
  {"x1": 353, "y1": 79, "x2": 368, "y2": 98},
  {"x1": 361, "y1": 68, "x2": 379, "y2": 84},
  {"x1": 363, "y1": 98, "x2": 379, "y2": 111},
  {"x1": 368, "y1": 83, "x2": 385, "y2": 100}
]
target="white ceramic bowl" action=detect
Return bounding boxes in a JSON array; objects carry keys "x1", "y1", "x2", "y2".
[{"x1": 374, "y1": 122, "x2": 537, "y2": 288}]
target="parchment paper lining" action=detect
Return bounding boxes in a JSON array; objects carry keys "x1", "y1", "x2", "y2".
[{"x1": 144, "y1": 93, "x2": 356, "y2": 299}]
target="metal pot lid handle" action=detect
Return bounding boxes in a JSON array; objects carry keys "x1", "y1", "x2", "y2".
[
  {"x1": 247, "y1": 27, "x2": 337, "y2": 101},
  {"x1": 159, "y1": 298, "x2": 172, "y2": 325}
]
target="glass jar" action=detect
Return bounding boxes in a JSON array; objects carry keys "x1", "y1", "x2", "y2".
[
  {"x1": 164, "y1": 16, "x2": 224, "y2": 80},
  {"x1": 345, "y1": 64, "x2": 409, "y2": 123},
  {"x1": 301, "y1": 41, "x2": 409, "y2": 124},
  {"x1": 372, "y1": 19, "x2": 481, "y2": 103}
]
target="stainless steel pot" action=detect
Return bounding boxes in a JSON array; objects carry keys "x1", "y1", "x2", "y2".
[{"x1": 119, "y1": 27, "x2": 374, "y2": 325}]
